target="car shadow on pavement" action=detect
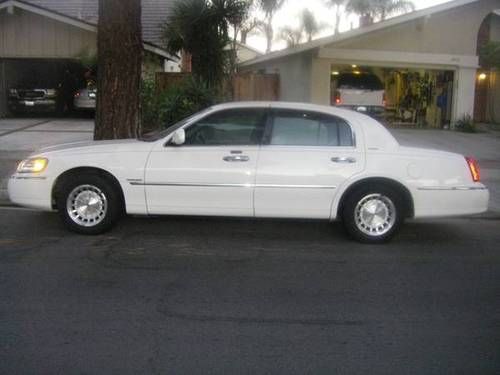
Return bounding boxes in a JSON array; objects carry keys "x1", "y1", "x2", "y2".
[{"x1": 0, "y1": 210, "x2": 475, "y2": 255}]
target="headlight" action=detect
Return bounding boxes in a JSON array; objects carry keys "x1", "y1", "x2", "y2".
[
  {"x1": 17, "y1": 158, "x2": 49, "y2": 173},
  {"x1": 46, "y1": 89, "x2": 57, "y2": 98}
]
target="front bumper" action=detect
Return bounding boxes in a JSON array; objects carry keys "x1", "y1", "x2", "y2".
[
  {"x1": 7, "y1": 175, "x2": 53, "y2": 210},
  {"x1": 8, "y1": 99, "x2": 57, "y2": 113}
]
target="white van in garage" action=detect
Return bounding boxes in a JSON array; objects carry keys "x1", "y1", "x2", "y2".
[{"x1": 332, "y1": 72, "x2": 385, "y2": 116}]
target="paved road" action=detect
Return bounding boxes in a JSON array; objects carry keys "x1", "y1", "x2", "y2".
[{"x1": 1, "y1": 207, "x2": 499, "y2": 374}]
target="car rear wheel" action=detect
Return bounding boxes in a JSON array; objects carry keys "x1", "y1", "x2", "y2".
[
  {"x1": 56, "y1": 173, "x2": 123, "y2": 235},
  {"x1": 342, "y1": 184, "x2": 404, "y2": 243}
]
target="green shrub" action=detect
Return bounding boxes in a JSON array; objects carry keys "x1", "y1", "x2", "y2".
[
  {"x1": 141, "y1": 77, "x2": 219, "y2": 133},
  {"x1": 454, "y1": 114, "x2": 477, "y2": 133}
]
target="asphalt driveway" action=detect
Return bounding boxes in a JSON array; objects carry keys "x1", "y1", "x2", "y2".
[{"x1": 0, "y1": 118, "x2": 499, "y2": 213}]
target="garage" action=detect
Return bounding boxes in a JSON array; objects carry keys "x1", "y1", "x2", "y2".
[
  {"x1": 330, "y1": 64, "x2": 455, "y2": 128},
  {"x1": 0, "y1": 0, "x2": 176, "y2": 118},
  {"x1": 240, "y1": 0, "x2": 500, "y2": 126},
  {"x1": 1, "y1": 59, "x2": 88, "y2": 115}
]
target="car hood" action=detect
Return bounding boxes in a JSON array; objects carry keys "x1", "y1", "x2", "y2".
[{"x1": 34, "y1": 139, "x2": 154, "y2": 156}]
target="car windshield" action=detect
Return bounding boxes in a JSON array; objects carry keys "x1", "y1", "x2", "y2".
[
  {"x1": 138, "y1": 108, "x2": 213, "y2": 142},
  {"x1": 337, "y1": 73, "x2": 384, "y2": 90}
]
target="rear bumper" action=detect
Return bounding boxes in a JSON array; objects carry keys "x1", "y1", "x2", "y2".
[
  {"x1": 413, "y1": 186, "x2": 489, "y2": 218},
  {"x1": 74, "y1": 98, "x2": 96, "y2": 110},
  {"x1": 336, "y1": 105, "x2": 385, "y2": 115}
]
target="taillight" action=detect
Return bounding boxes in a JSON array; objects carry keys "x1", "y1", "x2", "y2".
[
  {"x1": 334, "y1": 91, "x2": 341, "y2": 105},
  {"x1": 383, "y1": 92, "x2": 387, "y2": 107},
  {"x1": 74, "y1": 92, "x2": 80, "y2": 98},
  {"x1": 465, "y1": 157, "x2": 480, "y2": 182}
]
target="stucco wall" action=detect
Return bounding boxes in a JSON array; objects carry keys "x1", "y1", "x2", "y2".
[
  {"x1": 491, "y1": 13, "x2": 500, "y2": 41},
  {"x1": 0, "y1": 8, "x2": 96, "y2": 58},
  {"x1": 0, "y1": 61, "x2": 6, "y2": 117},
  {"x1": 486, "y1": 71, "x2": 500, "y2": 122},
  {"x1": 240, "y1": 53, "x2": 313, "y2": 103},
  {"x1": 332, "y1": 0, "x2": 500, "y2": 56}
]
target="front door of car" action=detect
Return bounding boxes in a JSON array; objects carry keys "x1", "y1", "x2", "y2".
[
  {"x1": 145, "y1": 108, "x2": 267, "y2": 216},
  {"x1": 254, "y1": 109, "x2": 365, "y2": 219}
]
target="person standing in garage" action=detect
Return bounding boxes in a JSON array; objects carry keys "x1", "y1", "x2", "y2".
[{"x1": 58, "y1": 69, "x2": 78, "y2": 116}]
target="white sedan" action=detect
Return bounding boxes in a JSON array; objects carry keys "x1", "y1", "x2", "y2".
[{"x1": 8, "y1": 102, "x2": 489, "y2": 243}]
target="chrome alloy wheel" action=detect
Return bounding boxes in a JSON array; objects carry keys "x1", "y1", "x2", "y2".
[
  {"x1": 66, "y1": 184, "x2": 108, "y2": 227},
  {"x1": 354, "y1": 194, "x2": 396, "y2": 237}
]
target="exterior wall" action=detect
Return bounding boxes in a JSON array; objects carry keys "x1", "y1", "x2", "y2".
[
  {"x1": 491, "y1": 13, "x2": 500, "y2": 40},
  {"x1": 240, "y1": 53, "x2": 313, "y2": 103},
  {"x1": 310, "y1": 58, "x2": 331, "y2": 105},
  {"x1": 453, "y1": 67, "x2": 478, "y2": 121},
  {"x1": 487, "y1": 71, "x2": 500, "y2": 122},
  {"x1": 332, "y1": 0, "x2": 500, "y2": 56},
  {"x1": 0, "y1": 8, "x2": 96, "y2": 58},
  {"x1": 0, "y1": 60, "x2": 5, "y2": 117}
]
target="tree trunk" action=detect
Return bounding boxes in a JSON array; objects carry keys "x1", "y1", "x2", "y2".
[
  {"x1": 95, "y1": 0, "x2": 143, "y2": 140},
  {"x1": 265, "y1": 21, "x2": 273, "y2": 53},
  {"x1": 334, "y1": 6, "x2": 341, "y2": 35},
  {"x1": 240, "y1": 30, "x2": 248, "y2": 44}
]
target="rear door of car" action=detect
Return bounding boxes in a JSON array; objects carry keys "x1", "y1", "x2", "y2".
[{"x1": 254, "y1": 108, "x2": 365, "y2": 219}]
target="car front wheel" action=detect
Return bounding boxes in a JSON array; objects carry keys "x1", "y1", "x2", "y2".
[
  {"x1": 56, "y1": 173, "x2": 123, "y2": 235},
  {"x1": 342, "y1": 185, "x2": 404, "y2": 243}
]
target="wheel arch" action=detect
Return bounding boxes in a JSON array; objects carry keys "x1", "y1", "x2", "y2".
[
  {"x1": 334, "y1": 177, "x2": 415, "y2": 220},
  {"x1": 51, "y1": 166, "x2": 125, "y2": 211}
]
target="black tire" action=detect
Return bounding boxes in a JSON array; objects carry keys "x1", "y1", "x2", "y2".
[
  {"x1": 56, "y1": 172, "x2": 123, "y2": 235},
  {"x1": 341, "y1": 184, "x2": 405, "y2": 244}
]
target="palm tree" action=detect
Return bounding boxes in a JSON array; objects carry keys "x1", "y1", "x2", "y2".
[
  {"x1": 375, "y1": 0, "x2": 415, "y2": 21},
  {"x1": 300, "y1": 9, "x2": 326, "y2": 42},
  {"x1": 257, "y1": 0, "x2": 286, "y2": 53},
  {"x1": 346, "y1": 0, "x2": 414, "y2": 26},
  {"x1": 325, "y1": 0, "x2": 345, "y2": 35},
  {"x1": 163, "y1": 0, "x2": 249, "y2": 88},
  {"x1": 278, "y1": 26, "x2": 303, "y2": 47}
]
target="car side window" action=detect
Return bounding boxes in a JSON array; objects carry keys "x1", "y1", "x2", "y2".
[
  {"x1": 184, "y1": 109, "x2": 267, "y2": 146},
  {"x1": 270, "y1": 110, "x2": 354, "y2": 147}
]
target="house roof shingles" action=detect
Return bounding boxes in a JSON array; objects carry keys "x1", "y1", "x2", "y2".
[{"x1": 21, "y1": 0, "x2": 173, "y2": 48}]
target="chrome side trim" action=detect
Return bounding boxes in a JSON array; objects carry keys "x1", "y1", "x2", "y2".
[
  {"x1": 130, "y1": 182, "x2": 336, "y2": 189},
  {"x1": 417, "y1": 186, "x2": 488, "y2": 191},
  {"x1": 11, "y1": 176, "x2": 47, "y2": 180},
  {"x1": 255, "y1": 184, "x2": 336, "y2": 189},
  {"x1": 131, "y1": 182, "x2": 253, "y2": 188}
]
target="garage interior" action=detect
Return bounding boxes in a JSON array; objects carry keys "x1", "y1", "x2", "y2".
[
  {"x1": 0, "y1": 59, "x2": 89, "y2": 117},
  {"x1": 330, "y1": 64, "x2": 456, "y2": 128}
]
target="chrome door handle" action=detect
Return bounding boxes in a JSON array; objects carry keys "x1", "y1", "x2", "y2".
[
  {"x1": 331, "y1": 156, "x2": 357, "y2": 163},
  {"x1": 223, "y1": 155, "x2": 250, "y2": 162}
]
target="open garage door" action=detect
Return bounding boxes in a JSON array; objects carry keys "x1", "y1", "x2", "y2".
[
  {"x1": 0, "y1": 59, "x2": 87, "y2": 117},
  {"x1": 331, "y1": 64, "x2": 455, "y2": 128}
]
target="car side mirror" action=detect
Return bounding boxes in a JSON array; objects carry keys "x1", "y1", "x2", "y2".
[{"x1": 171, "y1": 128, "x2": 185, "y2": 146}]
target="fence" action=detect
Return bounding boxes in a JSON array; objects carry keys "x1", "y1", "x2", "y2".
[{"x1": 155, "y1": 72, "x2": 280, "y2": 102}]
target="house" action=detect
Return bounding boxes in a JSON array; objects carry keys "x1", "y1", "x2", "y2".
[
  {"x1": 240, "y1": 0, "x2": 500, "y2": 127},
  {"x1": 0, "y1": 0, "x2": 178, "y2": 117}
]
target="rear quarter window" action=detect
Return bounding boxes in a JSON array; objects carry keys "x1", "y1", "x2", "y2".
[{"x1": 270, "y1": 110, "x2": 354, "y2": 147}]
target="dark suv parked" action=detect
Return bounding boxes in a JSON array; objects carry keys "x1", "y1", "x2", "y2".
[{"x1": 8, "y1": 88, "x2": 58, "y2": 114}]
